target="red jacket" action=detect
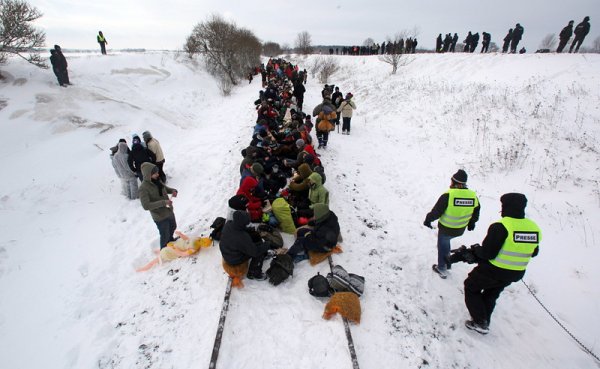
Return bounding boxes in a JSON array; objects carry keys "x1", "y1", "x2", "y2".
[{"x1": 236, "y1": 176, "x2": 262, "y2": 221}]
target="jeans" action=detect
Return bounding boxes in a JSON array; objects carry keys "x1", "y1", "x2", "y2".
[
  {"x1": 436, "y1": 231, "x2": 456, "y2": 272},
  {"x1": 155, "y1": 214, "x2": 177, "y2": 249}
]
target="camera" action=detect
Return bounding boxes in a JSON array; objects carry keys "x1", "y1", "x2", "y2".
[{"x1": 445, "y1": 244, "x2": 480, "y2": 265}]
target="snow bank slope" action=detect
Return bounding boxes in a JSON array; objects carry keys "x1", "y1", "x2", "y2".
[{"x1": 0, "y1": 52, "x2": 598, "y2": 369}]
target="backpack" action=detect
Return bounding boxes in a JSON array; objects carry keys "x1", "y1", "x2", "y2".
[
  {"x1": 209, "y1": 217, "x2": 226, "y2": 241},
  {"x1": 326, "y1": 265, "x2": 365, "y2": 297},
  {"x1": 266, "y1": 254, "x2": 294, "y2": 286},
  {"x1": 308, "y1": 272, "x2": 332, "y2": 297}
]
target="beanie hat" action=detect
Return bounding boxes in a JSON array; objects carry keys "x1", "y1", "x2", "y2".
[
  {"x1": 304, "y1": 154, "x2": 314, "y2": 164},
  {"x1": 500, "y1": 193, "x2": 527, "y2": 218},
  {"x1": 259, "y1": 130, "x2": 268, "y2": 138},
  {"x1": 142, "y1": 131, "x2": 152, "y2": 140},
  {"x1": 451, "y1": 169, "x2": 468, "y2": 184},
  {"x1": 251, "y1": 163, "x2": 264, "y2": 175},
  {"x1": 228, "y1": 194, "x2": 249, "y2": 211},
  {"x1": 296, "y1": 139, "x2": 305, "y2": 148}
]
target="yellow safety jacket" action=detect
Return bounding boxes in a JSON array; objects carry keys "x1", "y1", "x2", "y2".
[
  {"x1": 490, "y1": 217, "x2": 541, "y2": 271},
  {"x1": 439, "y1": 188, "x2": 479, "y2": 229}
]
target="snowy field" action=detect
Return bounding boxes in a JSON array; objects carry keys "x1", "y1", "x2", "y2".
[{"x1": 0, "y1": 51, "x2": 599, "y2": 369}]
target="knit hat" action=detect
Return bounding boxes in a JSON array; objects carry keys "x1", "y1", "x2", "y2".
[
  {"x1": 296, "y1": 139, "x2": 305, "y2": 148},
  {"x1": 251, "y1": 163, "x2": 264, "y2": 175},
  {"x1": 451, "y1": 169, "x2": 468, "y2": 184},
  {"x1": 142, "y1": 131, "x2": 152, "y2": 140},
  {"x1": 500, "y1": 193, "x2": 527, "y2": 218},
  {"x1": 228, "y1": 194, "x2": 249, "y2": 211}
]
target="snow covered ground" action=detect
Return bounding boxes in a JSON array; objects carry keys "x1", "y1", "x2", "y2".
[{"x1": 0, "y1": 51, "x2": 599, "y2": 369}]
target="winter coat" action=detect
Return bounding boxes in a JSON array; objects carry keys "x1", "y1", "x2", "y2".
[
  {"x1": 220, "y1": 211, "x2": 271, "y2": 265},
  {"x1": 304, "y1": 204, "x2": 340, "y2": 253},
  {"x1": 289, "y1": 163, "x2": 313, "y2": 192},
  {"x1": 272, "y1": 198, "x2": 297, "y2": 234},
  {"x1": 111, "y1": 142, "x2": 136, "y2": 179},
  {"x1": 512, "y1": 25, "x2": 524, "y2": 41},
  {"x1": 49, "y1": 51, "x2": 61, "y2": 72},
  {"x1": 574, "y1": 20, "x2": 590, "y2": 38},
  {"x1": 139, "y1": 162, "x2": 177, "y2": 222},
  {"x1": 146, "y1": 138, "x2": 165, "y2": 162},
  {"x1": 236, "y1": 176, "x2": 263, "y2": 221},
  {"x1": 308, "y1": 172, "x2": 329, "y2": 209},
  {"x1": 473, "y1": 205, "x2": 539, "y2": 282},
  {"x1": 425, "y1": 189, "x2": 481, "y2": 237},
  {"x1": 338, "y1": 99, "x2": 356, "y2": 118},
  {"x1": 312, "y1": 99, "x2": 336, "y2": 117},
  {"x1": 128, "y1": 143, "x2": 156, "y2": 178},
  {"x1": 559, "y1": 24, "x2": 573, "y2": 40}
]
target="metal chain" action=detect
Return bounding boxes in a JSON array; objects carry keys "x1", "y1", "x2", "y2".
[{"x1": 521, "y1": 280, "x2": 599, "y2": 362}]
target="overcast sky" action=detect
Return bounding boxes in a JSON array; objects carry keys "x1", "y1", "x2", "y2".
[{"x1": 30, "y1": 0, "x2": 599, "y2": 52}]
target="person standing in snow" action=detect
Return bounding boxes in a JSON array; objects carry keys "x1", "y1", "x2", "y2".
[
  {"x1": 502, "y1": 29, "x2": 513, "y2": 53},
  {"x1": 54, "y1": 45, "x2": 70, "y2": 85},
  {"x1": 337, "y1": 92, "x2": 356, "y2": 135},
  {"x1": 463, "y1": 193, "x2": 541, "y2": 334},
  {"x1": 569, "y1": 16, "x2": 591, "y2": 53},
  {"x1": 556, "y1": 20, "x2": 574, "y2": 53},
  {"x1": 510, "y1": 23, "x2": 524, "y2": 53},
  {"x1": 481, "y1": 32, "x2": 491, "y2": 53},
  {"x1": 315, "y1": 105, "x2": 337, "y2": 149},
  {"x1": 142, "y1": 131, "x2": 167, "y2": 183},
  {"x1": 49, "y1": 49, "x2": 66, "y2": 87},
  {"x1": 424, "y1": 170, "x2": 480, "y2": 279},
  {"x1": 450, "y1": 33, "x2": 459, "y2": 52},
  {"x1": 139, "y1": 162, "x2": 179, "y2": 250},
  {"x1": 128, "y1": 135, "x2": 156, "y2": 182},
  {"x1": 111, "y1": 141, "x2": 138, "y2": 199},
  {"x1": 97, "y1": 31, "x2": 108, "y2": 55}
]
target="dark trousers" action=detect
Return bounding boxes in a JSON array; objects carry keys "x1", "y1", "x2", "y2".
[
  {"x1": 510, "y1": 39, "x2": 520, "y2": 53},
  {"x1": 464, "y1": 265, "x2": 513, "y2": 324},
  {"x1": 569, "y1": 36, "x2": 585, "y2": 53},
  {"x1": 557, "y1": 38, "x2": 569, "y2": 53},
  {"x1": 156, "y1": 160, "x2": 167, "y2": 183},
  {"x1": 248, "y1": 252, "x2": 267, "y2": 275},
  {"x1": 316, "y1": 131, "x2": 330, "y2": 147},
  {"x1": 502, "y1": 40, "x2": 510, "y2": 53},
  {"x1": 155, "y1": 214, "x2": 177, "y2": 249},
  {"x1": 287, "y1": 228, "x2": 312, "y2": 256},
  {"x1": 100, "y1": 43, "x2": 107, "y2": 55},
  {"x1": 342, "y1": 117, "x2": 352, "y2": 132},
  {"x1": 53, "y1": 68, "x2": 64, "y2": 86}
]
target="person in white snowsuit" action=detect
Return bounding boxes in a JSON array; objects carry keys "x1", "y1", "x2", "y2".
[{"x1": 111, "y1": 141, "x2": 139, "y2": 199}]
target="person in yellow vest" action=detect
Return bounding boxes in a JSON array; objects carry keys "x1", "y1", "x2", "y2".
[
  {"x1": 463, "y1": 193, "x2": 541, "y2": 334},
  {"x1": 97, "y1": 31, "x2": 108, "y2": 55},
  {"x1": 424, "y1": 170, "x2": 480, "y2": 279}
]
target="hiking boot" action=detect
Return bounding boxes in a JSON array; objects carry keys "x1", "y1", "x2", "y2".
[
  {"x1": 432, "y1": 264, "x2": 448, "y2": 279},
  {"x1": 465, "y1": 320, "x2": 489, "y2": 335},
  {"x1": 246, "y1": 271, "x2": 267, "y2": 281}
]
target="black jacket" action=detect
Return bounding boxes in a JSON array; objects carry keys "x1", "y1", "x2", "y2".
[
  {"x1": 425, "y1": 191, "x2": 481, "y2": 237},
  {"x1": 128, "y1": 143, "x2": 156, "y2": 174},
  {"x1": 574, "y1": 20, "x2": 590, "y2": 38},
  {"x1": 305, "y1": 210, "x2": 340, "y2": 252},
  {"x1": 473, "y1": 209, "x2": 539, "y2": 281},
  {"x1": 559, "y1": 24, "x2": 573, "y2": 40},
  {"x1": 220, "y1": 211, "x2": 270, "y2": 265}
]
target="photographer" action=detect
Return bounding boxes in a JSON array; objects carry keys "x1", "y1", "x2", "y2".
[{"x1": 462, "y1": 193, "x2": 541, "y2": 334}]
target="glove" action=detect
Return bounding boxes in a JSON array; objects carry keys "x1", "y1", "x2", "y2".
[
  {"x1": 467, "y1": 223, "x2": 475, "y2": 231},
  {"x1": 423, "y1": 220, "x2": 433, "y2": 229}
]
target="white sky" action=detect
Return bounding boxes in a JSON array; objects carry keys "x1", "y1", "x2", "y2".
[{"x1": 30, "y1": 0, "x2": 599, "y2": 51}]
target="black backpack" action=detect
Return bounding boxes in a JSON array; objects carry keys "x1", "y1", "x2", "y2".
[
  {"x1": 308, "y1": 272, "x2": 333, "y2": 297},
  {"x1": 266, "y1": 254, "x2": 294, "y2": 286},
  {"x1": 209, "y1": 217, "x2": 226, "y2": 241}
]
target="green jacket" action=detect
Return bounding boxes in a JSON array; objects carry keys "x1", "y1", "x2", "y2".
[
  {"x1": 308, "y1": 172, "x2": 329, "y2": 209},
  {"x1": 139, "y1": 162, "x2": 177, "y2": 221},
  {"x1": 272, "y1": 198, "x2": 296, "y2": 234}
]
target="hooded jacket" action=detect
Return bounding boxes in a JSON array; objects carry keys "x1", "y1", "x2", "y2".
[
  {"x1": 337, "y1": 99, "x2": 356, "y2": 118},
  {"x1": 111, "y1": 142, "x2": 136, "y2": 179},
  {"x1": 220, "y1": 211, "x2": 271, "y2": 265},
  {"x1": 272, "y1": 197, "x2": 296, "y2": 234},
  {"x1": 139, "y1": 162, "x2": 177, "y2": 222},
  {"x1": 128, "y1": 142, "x2": 156, "y2": 177},
  {"x1": 474, "y1": 193, "x2": 539, "y2": 281},
  {"x1": 143, "y1": 132, "x2": 165, "y2": 162},
  {"x1": 308, "y1": 172, "x2": 329, "y2": 209},
  {"x1": 289, "y1": 163, "x2": 313, "y2": 192},
  {"x1": 304, "y1": 204, "x2": 340, "y2": 253}
]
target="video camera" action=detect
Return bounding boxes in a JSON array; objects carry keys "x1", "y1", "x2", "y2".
[{"x1": 445, "y1": 244, "x2": 480, "y2": 265}]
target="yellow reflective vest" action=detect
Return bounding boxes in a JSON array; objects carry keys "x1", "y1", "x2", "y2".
[
  {"x1": 490, "y1": 217, "x2": 541, "y2": 271},
  {"x1": 439, "y1": 188, "x2": 479, "y2": 229}
]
